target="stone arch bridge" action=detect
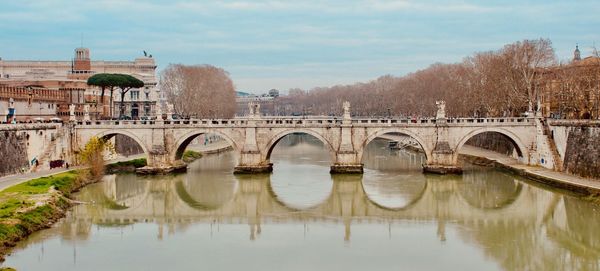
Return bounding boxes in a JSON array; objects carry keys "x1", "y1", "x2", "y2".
[{"x1": 71, "y1": 103, "x2": 550, "y2": 174}]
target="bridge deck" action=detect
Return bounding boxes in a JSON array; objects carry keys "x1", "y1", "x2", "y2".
[{"x1": 72, "y1": 116, "x2": 535, "y2": 128}]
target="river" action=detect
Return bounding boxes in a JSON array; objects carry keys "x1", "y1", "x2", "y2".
[{"x1": 3, "y1": 134, "x2": 600, "y2": 270}]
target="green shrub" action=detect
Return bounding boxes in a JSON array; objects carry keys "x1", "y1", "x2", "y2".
[{"x1": 182, "y1": 150, "x2": 202, "y2": 162}]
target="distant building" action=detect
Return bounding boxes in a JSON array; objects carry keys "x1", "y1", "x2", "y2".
[
  {"x1": 539, "y1": 45, "x2": 600, "y2": 119},
  {"x1": 0, "y1": 84, "x2": 85, "y2": 122},
  {"x1": 268, "y1": 89, "x2": 279, "y2": 97},
  {"x1": 235, "y1": 95, "x2": 275, "y2": 116},
  {"x1": 0, "y1": 47, "x2": 160, "y2": 120}
]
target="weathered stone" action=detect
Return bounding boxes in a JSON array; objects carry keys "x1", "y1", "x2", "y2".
[
  {"x1": 423, "y1": 165, "x2": 463, "y2": 174},
  {"x1": 234, "y1": 164, "x2": 273, "y2": 174},
  {"x1": 330, "y1": 164, "x2": 364, "y2": 174},
  {"x1": 135, "y1": 162, "x2": 187, "y2": 175},
  {"x1": 563, "y1": 126, "x2": 600, "y2": 178}
]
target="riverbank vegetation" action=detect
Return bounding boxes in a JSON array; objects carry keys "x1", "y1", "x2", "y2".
[
  {"x1": 0, "y1": 137, "x2": 115, "y2": 262},
  {"x1": 0, "y1": 136, "x2": 214, "y2": 263},
  {"x1": 78, "y1": 137, "x2": 113, "y2": 179},
  {"x1": 105, "y1": 158, "x2": 147, "y2": 174},
  {"x1": 182, "y1": 150, "x2": 203, "y2": 163},
  {"x1": 0, "y1": 170, "x2": 91, "y2": 261}
]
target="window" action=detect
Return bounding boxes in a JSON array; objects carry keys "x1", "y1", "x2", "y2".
[{"x1": 130, "y1": 90, "x2": 140, "y2": 101}]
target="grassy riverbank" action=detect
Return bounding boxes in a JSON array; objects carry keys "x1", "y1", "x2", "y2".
[
  {"x1": 0, "y1": 158, "x2": 149, "y2": 263},
  {"x1": 0, "y1": 170, "x2": 94, "y2": 262}
]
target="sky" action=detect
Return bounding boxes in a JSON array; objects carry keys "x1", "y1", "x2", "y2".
[{"x1": 1, "y1": 0, "x2": 599, "y2": 94}]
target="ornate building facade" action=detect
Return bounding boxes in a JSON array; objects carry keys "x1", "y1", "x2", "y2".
[{"x1": 0, "y1": 47, "x2": 160, "y2": 120}]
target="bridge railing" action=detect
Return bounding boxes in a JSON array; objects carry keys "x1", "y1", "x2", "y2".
[
  {"x1": 446, "y1": 117, "x2": 532, "y2": 124},
  {"x1": 73, "y1": 116, "x2": 534, "y2": 127},
  {"x1": 351, "y1": 117, "x2": 532, "y2": 125},
  {"x1": 547, "y1": 119, "x2": 600, "y2": 127}
]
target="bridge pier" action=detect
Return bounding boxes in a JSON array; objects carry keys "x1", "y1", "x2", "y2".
[
  {"x1": 136, "y1": 146, "x2": 187, "y2": 175},
  {"x1": 423, "y1": 108, "x2": 462, "y2": 175},
  {"x1": 422, "y1": 139, "x2": 462, "y2": 174},
  {"x1": 330, "y1": 163, "x2": 363, "y2": 174},
  {"x1": 330, "y1": 102, "x2": 363, "y2": 174},
  {"x1": 330, "y1": 151, "x2": 363, "y2": 174},
  {"x1": 234, "y1": 118, "x2": 273, "y2": 174}
]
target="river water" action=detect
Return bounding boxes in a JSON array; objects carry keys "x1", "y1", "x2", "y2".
[{"x1": 3, "y1": 135, "x2": 600, "y2": 270}]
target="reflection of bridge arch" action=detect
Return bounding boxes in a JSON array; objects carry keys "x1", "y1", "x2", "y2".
[
  {"x1": 458, "y1": 172, "x2": 523, "y2": 210},
  {"x1": 454, "y1": 127, "x2": 528, "y2": 163},
  {"x1": 263, "y1": 129, "x2": 337, "y2": 163},
  {"x1": 360, "y1": 129, "x2": 432, "y2": 164},
  {"x1": 94, "y1": 129, "x2": 149, "y2": 157},
  {"x1": 175, "y1": 180, "x2": 237, "y2": 211},
  {"x1": 173, "y1": 129, "x2": 239, "y2": 161},
  {"x1": 265, "y1": 174, "x2": 334, "y2": 211},
  {"x1": 361, "y1": 177, "x2": 428, "y2": 211},
  {"x1": 79, "y1": 171, "x2": 540, "y2": 228}
]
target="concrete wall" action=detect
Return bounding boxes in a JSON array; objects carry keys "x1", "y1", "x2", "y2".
[{"x1": 549, "y1": 122, "x2": 600, "y2": 178}]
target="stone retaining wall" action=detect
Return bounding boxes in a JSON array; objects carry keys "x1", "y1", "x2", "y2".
[
  {"x1": 549, "y1": 121, "x2": 600, "y2": 178},
  {"x1": 0, "y1": 130, "x2": 29, "y2": 176}
]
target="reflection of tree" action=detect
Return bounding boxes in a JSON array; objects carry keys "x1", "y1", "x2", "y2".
[{"x1": 457, "y1": 190, "x2": 600, "y2": 271}]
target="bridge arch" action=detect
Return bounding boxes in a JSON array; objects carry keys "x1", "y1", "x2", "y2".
[
  {"x1": 454, "y1": 127, "x2": 528, "y2": 164},
  {"x1": 172, "y1": 129, "x2": 240, "y2": 161},
  {"x1": 93, "y1": 129, "x2": 149, "y2": 157},
  {"x1": 263, "y1": 129, "x2": 337, "y2": 163},
  {"x1": 359, "y1": 128, "x2": 432, "y2": 164}
]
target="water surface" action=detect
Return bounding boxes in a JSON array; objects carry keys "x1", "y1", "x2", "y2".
[{"x1": 3, "y1": 136, "x2": 600, "y2": 271}]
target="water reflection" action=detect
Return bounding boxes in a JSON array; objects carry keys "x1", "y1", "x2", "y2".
[{"x1": 3, "y1": 136, "x2": 600, "y2": 271}]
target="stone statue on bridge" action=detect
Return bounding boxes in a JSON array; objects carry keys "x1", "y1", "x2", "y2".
[
  {"x1": 167, "y1": 104, "x2": 174, "y2": 120},
  {"x1": 343, "y1": 101, "x2": 351, "y2": 121},
  {"x1": 436, "y1": 101, "x2": 446, "y2": 119},
  {"x1": 83, "y1": 104, "x2": 90, "y2": 121},
  {"x1": 248, "y1": 102, "x2": 261, "y2": 118},
  {"x1": 69, "y1": 104, "x2": 76, "y2": 121}
]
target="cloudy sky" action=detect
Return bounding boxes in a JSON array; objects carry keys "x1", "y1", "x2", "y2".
[{"x1": 1, "y1": 0, "x2": 599, "y2": 93}]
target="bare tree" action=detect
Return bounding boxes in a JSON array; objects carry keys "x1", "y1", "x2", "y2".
[
  {"x1": 161, "y1": 64, "x2": 236, "y2": 118},
  {"x1": 501, "y1": 39, "x2": 556, "y2": 111}
]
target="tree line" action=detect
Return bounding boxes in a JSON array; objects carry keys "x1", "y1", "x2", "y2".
[
  {"x1": 159, "y1": 38, "x2": 599, "y2": 119},
  {"x1": 277, "y1": 39, "x2": 598, "y2": 118}
]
